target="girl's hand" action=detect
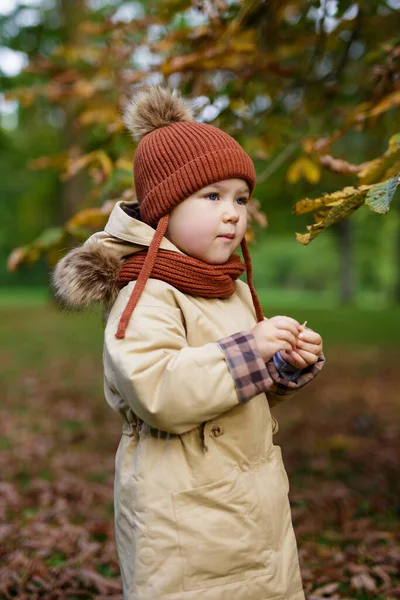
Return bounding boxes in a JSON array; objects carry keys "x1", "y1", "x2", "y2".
[
  {"x1": 250, "y1": 316, "x2": 303, "y2": 363},
  {"x1": 280, "y1": 327, "x2": 323, "y2": 370}
]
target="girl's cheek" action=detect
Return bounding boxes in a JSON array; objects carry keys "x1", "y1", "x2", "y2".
[{"x1": 179, "y1": 220, "x2": 210, "y2": 248}]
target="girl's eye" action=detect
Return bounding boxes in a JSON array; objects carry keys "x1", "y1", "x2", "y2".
[
  {"x1": 237, "y1": 197, "x2": 249, "y2": 205},
  {"x1": 207, "y1": 193, "x2": 219, "y2": 201}
]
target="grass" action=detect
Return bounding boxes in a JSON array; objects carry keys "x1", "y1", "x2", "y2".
[
  {"x1": 0, "y1": 287, "x2": 398, "y2": 354},
  {"x1": 0, "y1": 286, "x2": 52, "y2": 306}
]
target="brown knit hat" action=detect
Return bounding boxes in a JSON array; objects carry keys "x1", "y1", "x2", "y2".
[
  {"x1": 116, "y1": 85, "x2": 263, "y2": 338},
  {"x1": 124, "y1": 86, "x2": 256, "y2": 226}
]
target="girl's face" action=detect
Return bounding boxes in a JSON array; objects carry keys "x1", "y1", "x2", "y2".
[{"x1": 165, "y1": 178, "x2": 250, "y2": 264}]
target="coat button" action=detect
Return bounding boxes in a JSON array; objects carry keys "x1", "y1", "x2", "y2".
[{"x1": 210, "y1": 425, "x2": 224, "y2": 437}]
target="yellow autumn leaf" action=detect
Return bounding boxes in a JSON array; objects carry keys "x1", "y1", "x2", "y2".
[
  {"x1": 52, "y1": 44, "x2": 101, "y2": 63},
  {"x1": 161, "y1": 52, "x2": 202, "y2": 75},
  {"x1": 287, "y1": 157, "x2": 320, "y2": 184},
  {"x1": 65, "y1": 208, "x2": 111, "y2": 232},
  {"x1": 62, "y1": 150, "x2": 113, "y2": 181},
  {"x1": 302, "y1": 138, "x2": 315, "y2": 154},
  {"x1": 367, "y1": 89, "x2": 400, "y2": 119},
  {"x1": 294, "y1": 185, "x2": 370, "y2": 215},
  {"x1": 7, "y1": 247, "x2": 28, "y2": 272},
  {"x1": 230, "y1": 99, "x2": 247, "y2": 111},
  {"x1": 115, "y1": 158, "x2": 134, "y2": 171},
  {"x1": 5, "y1": 86, "x2": 38, "y2": 107},
  {"x1": 228, "y1": 29, "x2": 256, "y2": 53},
  {"x1": 303, "y1": 159, "x2": 320, "y2": 183},
  {"x1": 23, "y1": 247, "x2": 41, "y2": 265},
  {"x1": 74, "y1": 79, "x2": 96, "y2": 99},
  {"x1": 204, "y1": 53, "x2": 252, "y2": 70},
  {"x1": 295, "y1": 192, "x2": 367, "y2": 245},
  {"x1": 358, "y1": 133, "x2": 400, "y2": 184},
  {"x1": 78, "y1": 21, "x2": 106, "y2": 35},
  {"x1": 245, "y1": 227, "x2": 254, "y2": 243},
  {"x1": 79, "y1": 106, "x2": 120, "y2": 126},
  {"x1": 302, "y1": 130, "x2": 343, "y2": 155},
  {"x1": 29, "y1": 153, "x2": 68, "y2": 170}
]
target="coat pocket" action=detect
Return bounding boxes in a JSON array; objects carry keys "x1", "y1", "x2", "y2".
[{"x1": 172, "y1": 466, "x2": 271, "y2": 591}]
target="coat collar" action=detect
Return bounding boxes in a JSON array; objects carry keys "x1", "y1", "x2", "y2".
[
  {"x1": 104, "y1": 200, "x2": 183, "y2": 254},
  {"x1": 51, "y1": 200, "x2": 182, "y2": 310}
]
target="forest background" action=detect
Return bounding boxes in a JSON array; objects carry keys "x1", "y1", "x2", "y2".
[{"x1": 0, "y1": 1, "x2": 399, "y2": 599}]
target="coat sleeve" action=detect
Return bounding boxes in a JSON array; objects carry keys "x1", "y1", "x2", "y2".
[
  {"x1": 265, "y1": 352, "x2": 326, "y2": 408},
  {"x1": 104, "y1": 304, "x2": 274, "y2": 435}
]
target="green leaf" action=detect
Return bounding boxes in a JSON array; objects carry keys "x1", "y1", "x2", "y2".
[
  {"x1": 365, "y1": 174, "x2": 400, "y2": 214},
  {"x1": 35, "y1": 227, "x2": 65, "y2": 250},
  {"x1": 7, "y1": 228, "x2": 67, "y2": 271}
]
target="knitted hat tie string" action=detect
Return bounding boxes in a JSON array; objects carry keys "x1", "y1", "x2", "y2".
[
  {"x1": 114, "y1": 232, "x2": 263, "y2": 338},
  {"x1": 241, "y1": 237, "x2": 264, "y2": 323},
  {"x1": 115, "y1": 214, "x2": 169, "y2": 339}
]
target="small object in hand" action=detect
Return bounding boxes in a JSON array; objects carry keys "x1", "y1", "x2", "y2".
[{"x1": 297, "y1": 320, "x2": 307, "y2": 342}]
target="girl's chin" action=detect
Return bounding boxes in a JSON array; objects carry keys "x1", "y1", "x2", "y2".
[
  {"x1": 179, "y1": 244, "x2": 235, "y2": 264},
  {"x1": 202, "y1": 252, "x2": 234, "y2": 265}
]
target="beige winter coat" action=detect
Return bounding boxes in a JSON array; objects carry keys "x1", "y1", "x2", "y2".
[{"x1": 54, "y1": 200, "x2": 325, "y2": 600}]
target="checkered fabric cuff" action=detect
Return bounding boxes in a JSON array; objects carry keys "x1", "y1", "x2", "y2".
[
  {"x1": 216, "y1": 332, "x2": 273, "y2": 404},
  {"x1": 273, "y1": 351, "x2": 304, "y2": 382},
  {"x1": 266, "y1": 352, "x2": 326, "y2": 400}
]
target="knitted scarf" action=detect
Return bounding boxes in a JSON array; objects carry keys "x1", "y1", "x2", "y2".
[
  {"x1": 114, "y1": 214, "x2": 264, "y2": 339},
  {"x1": 118, "y1": 249, "x2": 246, "y2": 299}
]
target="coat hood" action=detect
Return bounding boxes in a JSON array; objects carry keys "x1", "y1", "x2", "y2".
[{"x1": 51, "y1": 200, "x2": 183, "y2": 310}]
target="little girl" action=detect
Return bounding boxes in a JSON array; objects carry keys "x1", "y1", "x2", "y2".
[{"x1": 53, "y1": 86, "x2": 325, "y2": 600}]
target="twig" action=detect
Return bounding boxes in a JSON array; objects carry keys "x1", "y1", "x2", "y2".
[{"x1": 257, "y1": 142, "x2": 299, "y2": 183}]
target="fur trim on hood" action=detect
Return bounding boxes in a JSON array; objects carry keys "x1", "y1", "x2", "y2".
[
  {"x1": 51, "y1": 242, "x2": 121, "y2": 310},
  {"x1": 50, "y1": 201, "x2": 182, "y2": 310}
]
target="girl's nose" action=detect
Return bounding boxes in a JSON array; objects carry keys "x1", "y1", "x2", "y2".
[{"x1": 222, "y1": 207, "x2": 240, "y2": 223}]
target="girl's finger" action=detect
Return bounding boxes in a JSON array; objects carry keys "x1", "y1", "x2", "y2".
[
  {"x1": 295, "y1": 348, "x2": 319, "y2": 365},
  {"x1": 271, "y1": 316, "x2": 302, "y2": 331},
  {"x1": 275, "y1": 329, "x2": 298, "y2": 349},
  {"x1": 279, "y1": 350, "x2": 308, "y2": 369},
  {"x1": 274, "y1": 320, "x2": 301, "y2": 338},
  {"x1": 298, "y1": 329, "x2": 322, "y2": 344},
  {"x1": 280, "y1": 341, "x2": 296, "y2": 354},
  {"x1": 295, "y1": 340, "x2": 322, "y2": 355}
]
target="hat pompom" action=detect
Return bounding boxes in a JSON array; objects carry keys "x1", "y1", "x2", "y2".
[{"x1": 123, "y1": 85, "x2": 194, "y2": 141}]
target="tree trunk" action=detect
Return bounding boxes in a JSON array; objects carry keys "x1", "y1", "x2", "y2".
[
  {"x1": 333, "y1": 219, "x2": 355, "y2": 305},
  {"x1": 58, "y1": 0, "x2": 87, "y2": 223}
]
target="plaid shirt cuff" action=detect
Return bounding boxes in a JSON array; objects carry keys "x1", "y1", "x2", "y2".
[
  {"x1": 217, "y1": 332, "x2": 273, "y2": 404},
  {"x1": 266, "y1": 352, "x2": 326, "y2": 403},
  {"x1": 273, "y1": 351, "x2": 304, "y2": 381}
]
